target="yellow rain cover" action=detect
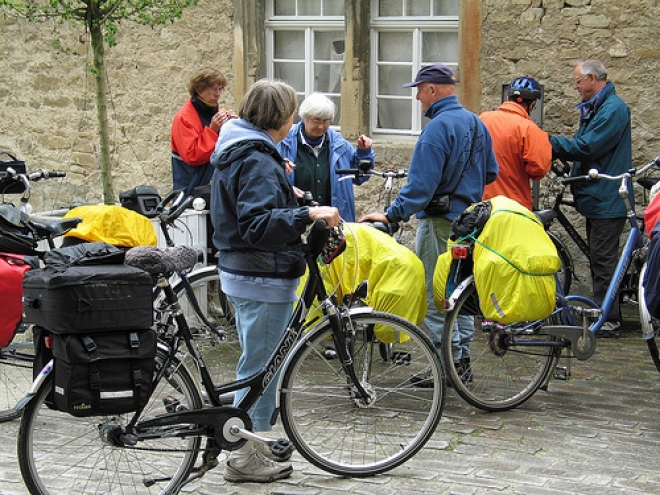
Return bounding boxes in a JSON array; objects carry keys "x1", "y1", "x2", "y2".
[
  {"x1": 473, "y1": 196, "x2": 559, "y2": 323},
  {"x1": 433, "y1": 240, "x2": 457, "y2": 311},
  {"x1": 301, "y1": 223, "x2": 426, "y2": 343},
  {"x1": 63, "y1": 204, "x2": 157, "y2": 247}
]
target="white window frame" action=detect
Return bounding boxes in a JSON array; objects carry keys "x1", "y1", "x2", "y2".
[
  {"x1": 370, "y1": 2, "x2": 459, "y2": 138},
  {"x1": 265, "y1": 1, "x2": 345, "y2": 125}
]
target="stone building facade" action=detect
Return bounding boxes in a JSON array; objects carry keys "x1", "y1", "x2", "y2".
[{"x1": 1, "y1": 0, "x2": 659, "y2": 222}]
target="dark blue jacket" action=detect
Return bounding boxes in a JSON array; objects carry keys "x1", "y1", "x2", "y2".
[
  {"x1": 210, "y1": 119, "x2": 313, "y2": 279},
  {"x1": 550, "y1": 82, "x2": 632, "y2": 219},
  {"x1": 387, "y1": 95, "x2": 499, "y2": 222}
]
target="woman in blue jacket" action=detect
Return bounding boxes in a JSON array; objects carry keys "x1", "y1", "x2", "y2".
[
  {"x1": 210, "y1": 80, "x2": 340, "y2": 482},
  {"x1": 277, "y1": 93, "x2": 375, "y2": 222}
]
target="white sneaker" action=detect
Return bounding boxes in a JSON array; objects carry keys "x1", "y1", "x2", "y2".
[
  {"x1": 253, "y1": 439, "x2": 294, "y2": 462},
  {"x1": 224, "y1": 451, "x2": 293, "y2": 483}
]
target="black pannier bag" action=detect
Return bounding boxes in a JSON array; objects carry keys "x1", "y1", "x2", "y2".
[
  {"x1": 52, "y1": 328, "x2": 157, "y2": 416},
  {"x1": 119, "y1": 185, "x2": 162, "y2": 218},
  {"x1": 22, "y1": 263, "x2": 154, "y2": 333}
]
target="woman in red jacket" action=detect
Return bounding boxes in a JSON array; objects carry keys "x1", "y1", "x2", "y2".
[{"x1": 171, "y1": 68, "x2": 237, "y2": 197}]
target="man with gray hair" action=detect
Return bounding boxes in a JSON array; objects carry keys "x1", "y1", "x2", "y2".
[{"x1": 550, "y1": 58, "x2": 632, "y2": 337}]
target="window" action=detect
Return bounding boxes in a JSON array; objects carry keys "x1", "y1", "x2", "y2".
[
  {"x1": 371, "y1": 0, "x2": 459, "y2": 137},
  {"x1": 264, "y1": 0, "x2": 460, "y2": 136},
  {"x1": 266, "y1": 0, "x2": 346, "y2": 126}
]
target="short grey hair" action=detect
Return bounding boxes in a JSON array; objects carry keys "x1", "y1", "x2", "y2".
[
  {"x1": 578, "y1": 59, "x2": 607, "y2": 81},
  {"x1": 298, "y1": 93, "x2": 336, "y2": 120},
  {"x1": 239, "y1": 79, "x2": 297, "y2": 131}
]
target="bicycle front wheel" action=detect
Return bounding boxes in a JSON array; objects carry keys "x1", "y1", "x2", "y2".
[
  {"x1": 639, "y1": 262, "x2": 660, "y2": 373},
  {"x1": 0, "y1": 327, "x2": 35, "y2": 422},
  {"x1": 443, "y1": 281, "x2": 558, "y2": 412},
  {"x1": 280, "y1": 311, "x2": 444, "y2": 476},
  {"x1": 18, "y1": 350, "x2": 203, "y2": 495}
]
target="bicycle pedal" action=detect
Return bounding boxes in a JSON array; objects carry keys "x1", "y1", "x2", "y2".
[
  {"x1": 553, "y1": 366, "x2": 570, "y2": 380},
  {"x1": 269, "y1": 438, "x2": 295, "y2": 459},
  {"x1": 163, "y1": 395, "x2": 188, "y2": 413}
]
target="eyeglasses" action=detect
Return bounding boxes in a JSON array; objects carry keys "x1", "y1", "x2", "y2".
[
  {"x1": 309, "y1": 118, "x2": 332, "y2": 126},
  {"x1": 572, "y1": 75, "x2": 588, "y2": 86}
]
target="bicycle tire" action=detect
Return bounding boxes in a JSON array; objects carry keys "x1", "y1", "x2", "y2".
[
  {"x1": 548, "y1": 231, "x2": 573, "y2": 295},
  {"x1": 442, "y1": 281, "x2": 558, "y2": 412},
  {"x1": 279, "y1": 311, "x2": 444, "y2": 476},
  {"x1": 639, "y1": 262, "x2": 660, "y2": 373},
  {"x1": 0, "y1": 328, "x2": 35, "y2": 422},
  {"x1": 18, "y1": 350, "x2": 203, "y2": 495}
]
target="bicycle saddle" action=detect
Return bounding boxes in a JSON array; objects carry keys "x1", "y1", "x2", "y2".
[{"x1": 125, "y1": 245, "x2": 198, "y2": 274}]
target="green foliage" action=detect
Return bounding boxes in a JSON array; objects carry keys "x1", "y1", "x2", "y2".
[{"x1": 0, "y1": 0, "x2": 199, "y2": 34}]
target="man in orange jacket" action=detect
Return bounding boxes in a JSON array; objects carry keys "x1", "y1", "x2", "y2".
[{"x1": 480, "y1": 77, "x2": 552, "y2": 210}]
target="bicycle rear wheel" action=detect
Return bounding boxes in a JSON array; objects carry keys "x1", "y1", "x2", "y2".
[
  {"x1": 443, "y1": 281, "x2": 559, "y2": 412},
  {"x1": 0, "y1": 327, "x2": 35, "y2": 422},
  {"x1": 18, "y1": 350, "x2": 203, "y2": 495},
  {"x1": 280, "y1": 311, "x2": 444, "y2": 476}
]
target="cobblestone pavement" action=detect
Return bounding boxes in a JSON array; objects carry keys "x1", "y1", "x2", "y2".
[{"x1": 1, "y1": 318, "x2": 659, "y2": 495}]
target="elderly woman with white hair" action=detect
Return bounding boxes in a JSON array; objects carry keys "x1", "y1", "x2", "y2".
[{"x1": 277, "y1": 92, "x2": 375, "y2": 222}]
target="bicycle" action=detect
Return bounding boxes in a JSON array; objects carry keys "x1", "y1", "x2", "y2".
[
  {"x1": 17, "y1": 220, "x2": 445, "y2": 494},
  {"x1": 0, "y1": 166, "x2": 78, "y2": 421},
  {"x1": 539, "y1": 158, "x2": 658, "y2": 298},
  {"x1": 440, "y1": 156, "x2": 660, "y2": 412}
]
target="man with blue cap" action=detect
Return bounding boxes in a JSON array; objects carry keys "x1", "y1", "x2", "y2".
[{"x1": 361, "y1": 63, "x2": 499, "y2": 385}]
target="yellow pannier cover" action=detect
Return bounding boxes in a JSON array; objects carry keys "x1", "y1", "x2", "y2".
[
  {"x1": 301, "y1": 223, "x2": 426, "y2": 343},
  {"x1": 432, "y1": 238, "x2": 459, "y2": 312},
  {"x1": 63, "y1": 204, "x2": 157, "y2": 247},
  {"x1": 473, "y1": 196, "x2": 559, "y2": 323}
]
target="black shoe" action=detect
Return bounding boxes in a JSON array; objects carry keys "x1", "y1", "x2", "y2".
[
  {"x1": 410, "y1": 367, "x2": 434, "y2": 388},
  {"x1": 459, "y1": 357, "x2": 473, "y2": 383}
]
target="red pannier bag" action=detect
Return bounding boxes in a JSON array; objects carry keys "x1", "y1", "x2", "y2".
[{"x1": 0, "y1": 252, "x2": 32, "y2": 348}]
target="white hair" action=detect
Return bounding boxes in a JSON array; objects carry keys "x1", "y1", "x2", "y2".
[{"x1": 298, "y1": 93, "x2": 336, "y2": 120}]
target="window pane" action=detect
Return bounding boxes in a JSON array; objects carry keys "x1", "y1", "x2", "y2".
[
  {"x1": 379, "y1": 32, "x2": 412, "y2": 62},
  {"x1": 408, "y1": 0, "x2": 430, "y2": 16},
  {"x1": 377, "y1": 98, "x2": 412, "y2": 130},
  {"x1": 378, "y1": 65, "x2": 413, "y2": 96},
  {"x1": 379, "y1": 0, "x2": 403, "y2": 16},
  {"x1": 298, "y1": 0, "x2": 321, "y2": 16},
  {"x1": 274, "y1": 62, "x2": 305, "y2": 91},
  {"x1": 323, "y1": 0, "x2": 345, "y2": 16},
  {"x1": 274, "y1": 0, "x2": 295, "y2": 15},
  {"x1": 314, "y1": 31, "x2": 344, "y2": 60},
  {"x1": 422, "y1": 31, "x2": 458, "y2": 64},
  {"x1": 433, "y1": 0, "x2": 459, "y2": 16},
  {"x1": 274, "y1": 31, "x2": 305, "y2": 59},
  {"x1": 314, "y1": 62, "x2": 343, "y2": 93}
]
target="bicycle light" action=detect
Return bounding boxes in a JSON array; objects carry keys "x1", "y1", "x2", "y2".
[{"x1": 451, "y1": 245, "x2": 470, "y2": 260}]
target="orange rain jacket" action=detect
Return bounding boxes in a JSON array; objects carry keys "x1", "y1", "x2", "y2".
[{"x1": 480, "y1": 101, "x2": 552, "y2": 210}]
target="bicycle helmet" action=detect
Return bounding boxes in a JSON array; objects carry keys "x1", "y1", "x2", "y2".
[{"x1": 508, "y1": 77, "x2": 542, "y2": 101}]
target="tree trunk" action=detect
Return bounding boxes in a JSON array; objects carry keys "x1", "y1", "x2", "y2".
[{"x1": 89, "y1": 16, "x2": 115, "y2": 204}]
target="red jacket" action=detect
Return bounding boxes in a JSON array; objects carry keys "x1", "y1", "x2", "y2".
[
  {"x1": 170, "y1": 98, "x2": 218, "y2": 166},
  {"x1": 480, "y1": 101, "x2": 552, "y2": 210}
]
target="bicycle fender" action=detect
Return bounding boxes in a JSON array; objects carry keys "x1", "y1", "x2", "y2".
[{"x1": 444, "y1": 275, "x2": 475, "y2": 312}]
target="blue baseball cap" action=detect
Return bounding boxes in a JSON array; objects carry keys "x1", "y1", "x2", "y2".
[{"x1": 403, "y1": 64, "x2": 456, "y2": 87}]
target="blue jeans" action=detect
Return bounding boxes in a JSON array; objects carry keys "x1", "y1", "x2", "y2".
[
  {"x1": 416, "y1": 217, "x2": 473, "y2": 361},
  {"x1": 227, "y1": 294, "x2": 293, "y2": 432}
]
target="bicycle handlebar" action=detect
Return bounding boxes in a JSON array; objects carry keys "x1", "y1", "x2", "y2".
[
  {"x1": 335, "y1": 168, "x2": 408, "y2": 179},
  {"x1": 0, "y1": 168, "x2": 66, "y2": 182},
  {"x1": 562, "y1": 156, "x2": 660, "y2": 186},
  {"x1": 157, "y1": 190, "x2": 193, "y2": 225}
]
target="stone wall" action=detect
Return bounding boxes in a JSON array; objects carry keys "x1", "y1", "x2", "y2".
[
  {"x1": 1, "y1": 0, "x2": 659, "y2": 221},
  {"x1": 0, "y1": 0, "x2": 235, "y2": 211}
]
